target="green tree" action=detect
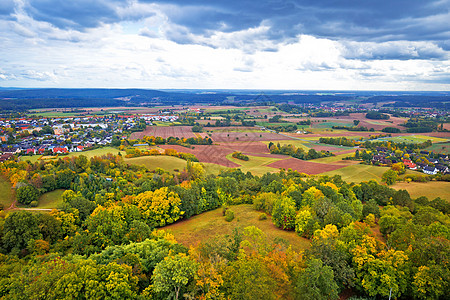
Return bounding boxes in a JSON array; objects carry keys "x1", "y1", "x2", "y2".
[
  {"x1": 152, "y1": 253, "x2": 198, "y2": 300},
  {"x1": 2, "y1": 211, "x2": 42, "y2": 253},
  {"x1": 382, "y1": 169, "x2": 398, "y2": 185},
  {"x1": 16, "y1": 185, "x2": 40, "y2": 205},
  {"x1": 272, "y1": 197, "x2": 297, "y2": 230},
  {"x1": 294, "y1": 258, "x2": 339, "y2": 300},
  {"x1": 224, "y1": 255, "x2": 276, "y2": 300}
]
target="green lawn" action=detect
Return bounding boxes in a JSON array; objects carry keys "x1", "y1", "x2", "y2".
[
  {"x1": 392, "y1": 181, "x2": 450, "y2": 201},
  {"x1": 0, "y1": 177, "x2": 14, "y2": 208},
  {"x1": 226, "y1": 154, "x2": 281, "y2": 176},
  {"x1": 161, "y1": 204, "x2": 310, "y2": 252},
  {"x1": 38, "y1": 189, "x2": 65, "y2": 209}
]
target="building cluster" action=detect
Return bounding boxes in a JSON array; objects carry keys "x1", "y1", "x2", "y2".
[{"x1": 372, "y1": 148, "x2": 449, "y2": 175}]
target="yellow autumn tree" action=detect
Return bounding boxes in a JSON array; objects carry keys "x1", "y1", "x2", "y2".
[{"x1": 133, "y1": 187, "x2": 183, "y2": 227}]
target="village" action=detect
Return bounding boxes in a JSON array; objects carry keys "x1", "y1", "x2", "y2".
[{"x1": 0, "y1": 114, "x2": 179, "y2": 159}]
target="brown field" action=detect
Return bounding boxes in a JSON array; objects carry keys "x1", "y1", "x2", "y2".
[
  {"x1": 210, "y1": 131, "x2": 289, "y2": 142},
  {"x1": 158, "y1": 144, "x2": 240, "y2": 167},
  {"x1": 267, "y1": 157, "x2": 345, "y2": 174},
  {"x1": 130, "y1": 126, "x2": 207, "y2": 139},
  {"x1": 158, "y1": 141, "x2": 274, "y2": 167},
  {"x1": 308, "y1": 144, "x2": 353, "y2": 152}
]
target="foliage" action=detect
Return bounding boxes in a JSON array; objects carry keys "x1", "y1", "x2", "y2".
[
  {"x1": 381, "y1": 169, "x2": 398, "y2": 185},
  {"x1": 272, "y1": 197, "x2": 297, "y2": 230},
  {"x1": 16, "y1": 185, "x2": 40, "y2": 205},
  {"x1": 294, "y1": 258, "x2": 339, "y2": 300}
]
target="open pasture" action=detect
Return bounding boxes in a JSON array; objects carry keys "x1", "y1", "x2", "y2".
[
  {"x1": 392, "y1": 181, "x2": 450, "y2": 200},
  {"x1": 124, "y1": 155, "x2": 190, "y2": 173},
  {"x1": 425, "y1": 141, "x2": 450, "y2": 154},
  {"x1": 226, "y1": 154, "x2": 281, "y2": 176},
  {"x1": 0, "y1": 177, "x2": 14, "y2": 208},
  {"x1": 321, "y1": 164, "x2": 390, "y2": 183},
  {"x1": 161, "y1": 204, "x2": 310, "y2": 252},
  {"x1": 378, "y1": 135, "x2": 448, "y2": 144}
]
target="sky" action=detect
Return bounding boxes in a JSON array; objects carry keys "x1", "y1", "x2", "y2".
[{"x1": 0, "y1": 0, "x2": 449, "y2": 90}]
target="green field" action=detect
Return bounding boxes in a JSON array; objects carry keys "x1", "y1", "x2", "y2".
[
  {"x1": 162, "y1": 204, "x2": 310, "y2": 252},
  {"x1": 202, "y1": 162, "x2": 229, "y2": 175},
  {"x1": 425, "y1": 141, "x2": 450, "y2": 154},
  {"x1": 226, "y1": 154, "x2": 280, "y2": 176},
  {"x1": 378, "y1": 135, "x2": 448, "y2": 144},
  {"x1": 312, "y1": 121, "x2": 353, "y2": 129},
  {"x1": 262, "y1": 140, "x2": 310, "y2": 151},
  {"x1": 0, "y1": 177, "x2": 14, "y2": 208},
  {"x1": 321, "y1": 164, "x2": 391, "y2": 183},
  {"x1": 311, "y1": 152, "x2": 356, "y2": 164},
  {"x1": 125, "y1": 155, "x2": 188, "y2": 173},
  {"x1": 392, "y1": 181, "x2": 450, "y2": 200},
  {"x1": 38, "y1": 189, "x2": 65, "y2": 209}
]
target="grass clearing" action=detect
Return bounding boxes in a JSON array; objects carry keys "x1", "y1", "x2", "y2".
[
  {"x1": 125, "y1": 155, "x2": 188, "y2": 173},
  {"x1": 161, "y1": 204, "x2": 310, "y2": 252},
  {"x1": 226, "y1": 154, "x2": 281, "y2": 176},
  {"x1": 202, "y1": 162, "x2": 229, "y2": 175},
  {"x1": 392, "y1": 181, "x2": 450, "y2": 200},
  {"x1": 38, "y1": 189, "x2": 65, "y2": 209},
  {"x1": 321, "y1": 164, "x2": 390, "y2": 183},
  {"x1": 0, "y1": 177, "x2": 14, "y2": 208}
]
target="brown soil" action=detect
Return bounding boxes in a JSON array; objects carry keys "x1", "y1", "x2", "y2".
[{"x1": 267, "y1": 158, "x2": 345, "y2": 174}]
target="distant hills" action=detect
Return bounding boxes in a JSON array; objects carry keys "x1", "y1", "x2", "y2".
[{"x1": 0, "y1": 88, "x2": 448, "y2": 110}]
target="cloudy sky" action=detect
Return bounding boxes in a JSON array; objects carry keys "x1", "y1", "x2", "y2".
[{"x1": 1, "y1": 0, "x2": 449, "y2": 90}]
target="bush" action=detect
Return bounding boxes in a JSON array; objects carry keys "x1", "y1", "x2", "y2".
[
  {"x1": 16, "y1": 185, "x2": 40, "y2": 205},
  {"x1": 259, "y1": 213, "x2": 267, "y2": 220},
  {"x1": 225, "y1": 209, "x2": 235, "y2": 222},
  {"x1": 232, "y1": 151, "x2": 249, "y2": 161},
  {"x1": 30, "y1": 201, "x2": 38, "y2": 207}
]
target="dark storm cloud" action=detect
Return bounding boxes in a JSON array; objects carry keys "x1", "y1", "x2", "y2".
[
  {"x1": 140, "y1": 0, "x2": 450, "y2": 42},
  {"x1": 3, "y1": 0, "x2": 448, "y2": 43}
]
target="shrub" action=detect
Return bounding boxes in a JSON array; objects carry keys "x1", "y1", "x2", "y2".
[
  {"x1": 259, "y1": 213, "x2": 267, "y2": 221},
  {"x1": 225, "y1": 209, "x2": 235, "y2": 222},
  {"x1": 16, "y1": 185, "x2": 40, "y2": 205},
  {"x1": 30, "y1": 201, "x2": 38, "y2": 207}
]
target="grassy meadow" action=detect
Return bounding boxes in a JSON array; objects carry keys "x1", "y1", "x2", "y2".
[
  {"x1": 38, "y1": 189, "x2": 65, "y2": 209},
  {"x1": 0, "y1": 177, "x2": 14, "y2": 208},
  {"x1": 161, "y1": 204, "x2": 310, "y2": 252},
  {"x1": 226, "y1": 154, "x2": 280, "y2": 176},
  {"x1": 392, "y1": 181, "x2": 450, "y2": 200}
]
